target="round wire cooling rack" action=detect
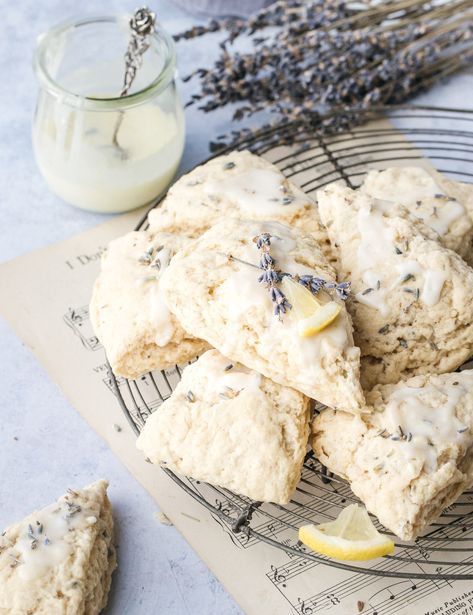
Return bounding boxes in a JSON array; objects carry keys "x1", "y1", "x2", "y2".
[{"x1": 111, "y1": 104, "x2": 473, "y2": 582}]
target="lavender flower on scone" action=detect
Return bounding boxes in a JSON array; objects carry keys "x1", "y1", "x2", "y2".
[
  {"x1": 254, "y1": 233, "x2": 291, "y2": 317},
  {"x1": 253, "y1": 232, "x2": 350, "y2": 332}
]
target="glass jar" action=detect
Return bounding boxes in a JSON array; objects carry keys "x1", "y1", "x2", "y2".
[{"x1": 33, "y1": 15, "x2": 185, "y2": 213}]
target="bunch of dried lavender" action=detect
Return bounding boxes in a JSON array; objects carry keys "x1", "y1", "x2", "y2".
[{"x1": 175, "y1": 0, "x2": 473, "y2": 149}]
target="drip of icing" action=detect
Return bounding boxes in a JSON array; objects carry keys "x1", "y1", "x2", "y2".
[
  {"x1": 355, "y1": 203, "x2": 395, "y2": 315},
  {"x1": 365, "y1": 167, "x2": 445, "y2": 203},
  {"x1": 429, "y1": 200, "x2": 465, "y2": 236},
  {"x1": 215, "y1": 366, "x2": 261, "y2": 397},
  {"x1": 421, "y1": 270, "x2": 447, "y2": 307},
  {"x1": 364, "y1": 167, "x2": 465, "y2": 237},
  {"x1": 150, "y1": 292, "x2": 175, "y2": 346},
  {"x1": 356, "y1": 203, "x2": 395, "y2": 271},
  {"x1": 395, "y1": 260, "x2": 423, "y2": 283},
  {"x1": 355, "y1": 202, "x2": 446, "y2": 313},
  {"x1": 379, "y1": 373, "x2": 473, "y2": 472},
  {"x1": 139, "y1": 244, "x2": 175, "y2": 347},
  {"x1": 204, "y1": 169, "x2": 307, "y2": 216},
  {"x1": 9, "y1": 497, "x2": 93, "y2": 581}
]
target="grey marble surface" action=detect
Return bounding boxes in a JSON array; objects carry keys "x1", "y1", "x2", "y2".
[{"x1": 0, "y1": 1, "x2": 472, "y2": 614}]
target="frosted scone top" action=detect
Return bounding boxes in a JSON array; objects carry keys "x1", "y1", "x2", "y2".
[
  {"x1": 361, "y1": 166, "x2": 473, "y2": 266},
  {"x1": 160, "y1": 218, "x2": 364, "y2": 412}
]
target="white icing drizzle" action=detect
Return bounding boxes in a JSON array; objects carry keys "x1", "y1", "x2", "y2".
[
  {"x1": 147, "y1": 245, "x2": 175, "y2": 346},
  {"x1": 204, "y1": 169, "x2": 307, "y2": 216},
  {"x1": 429, "y1": 199, "x2": 465, "y2": 236},
  {"x1": 421, "y1": 269, "x2": 447, "y2": 307},
  {"x1": 355, "y1": 203, "x2": 395, "y2": 315},
  {"x1": 354, "y1": 200, "x2": 446, "y2": 314},
  {"x1": 134, "y1": 241, "x2": 175, "y2": 347},
  {"x1": 378, "y1": 372, "x2": 473, "y2": 473},
  {"x1": 7, "y1": 495, "x2": 94, "y2": 581},
  {"x1": 203, "y1": 354, "x2": 262, "y2": 399},
  {"x1": 366, "y1": 168, "x2": 444, "y2": 203},
  {"x1": 363, "y1": 167, "x2": 465, "y2": 237},
  {"x1": 216, "y1": 366, "x2": 261, "y2": 398}
]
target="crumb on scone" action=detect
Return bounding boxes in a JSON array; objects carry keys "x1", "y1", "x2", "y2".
[
  {"x1": 137, "y1": 349, "x2": 310, "y2": 504},
  {"x1": 318, "y1": 182, "x2": 473, "y2": 389},
  {"x1": 312, "y1": 370, "x2": 473, "y2": 541},
  {"x1": 90, "y1": 230, "x2": 208, "y2": 379},
  {"x1": 0, "y1": 480, "x2": 116, "y2": 615},
  {"x1": 160, "y1": 218, "x2": 365, "y2": 413}
]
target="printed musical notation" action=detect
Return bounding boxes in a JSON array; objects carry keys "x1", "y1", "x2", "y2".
[
  {"x1": 63, "y1": 305, "x2": 102, "y2": 351},
  {"x1": 263, "y1": 502, "x2": 473, "y2": 615},
  {"x1": 63, "y1": 302, "x2": 473, "y2": 615}
]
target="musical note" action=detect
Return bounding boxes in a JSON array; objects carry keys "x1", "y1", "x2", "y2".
[
  {"x1": 63, "y1": 305, "x2": 103, "y2": 351},
  {"x1": 270, "y1": 564, "x2": 287, "y2": 584},
  {"x1": 297, "y1": 597, "x2": 314, "y2": 614},
  {"x1": 326, "y1": 593, "x2": 340, "y2": 606}
]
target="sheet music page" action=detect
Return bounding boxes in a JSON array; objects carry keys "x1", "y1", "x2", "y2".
[{"x1": 1, "y1": 123, "x2": 473, "y2": 615}]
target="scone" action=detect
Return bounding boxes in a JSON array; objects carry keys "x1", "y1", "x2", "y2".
[
  {"x1": 0, "y1": 480, "x2": 116, "y2": 615},
  {"x1": 147, "y1": 150, "x2": 334, "y2": 262},
  {"x1": 90, "y1": 230, "x2": 208, "y2": 379},
  {"x1": 317, "y1": 183, "x2": 473, "y2": 389},
  {"x1": 361, "y1": 166, "x2": 473, "y2": 265},
  {"x1": 312, "y1": 370, "x2": 473, "y2": 541},
  {"x1": 160, "y1": 218, "x2": 365, "y2": 412},
  {"x1": 137, "y1": 349, "x2": 310, "y2": 504}
]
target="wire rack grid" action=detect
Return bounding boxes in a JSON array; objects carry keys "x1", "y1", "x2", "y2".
[{"x1": 111, "y1": 105, "x2": 473, "y2": 581}]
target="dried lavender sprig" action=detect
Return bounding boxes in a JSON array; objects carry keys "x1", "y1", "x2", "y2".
[
  {"x1": 175, "y1": 0, "x2": 473, "y2": 147},
  {"x1": 253, "y1": 233, "x2": 291, "y2": 317},
  {"x1": 253, "y1": 233, "x2": 350, "y2": 318}
]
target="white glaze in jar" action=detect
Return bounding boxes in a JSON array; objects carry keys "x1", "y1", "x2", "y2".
[{"x1": 33, "y1": 15, "x2": 185, "y2": 213}]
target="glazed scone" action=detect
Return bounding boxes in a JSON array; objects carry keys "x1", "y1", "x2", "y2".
[
  {"x1": 312, "y1": 370, "x2": 473, "y2": 541},
  {"x1": 0, "y1": 480, "x2": 116, "y2": 615},
  {"x1": 147, "y1": 150, "x2": 334, "y2": 262},
  {"x1": 160, "y1": 218, "x2": 365, "y2": 412},
  {"x1": 318, "y1": 183, "x2": 473, "y2": 389},
  {"x1": 90, "y1": 230, "x2": 208, "y2": 379},
  {"x1": 137, "y1": 349, "x2": 310, "y2": 503},
  {"x1": 361, "y1": 166, "x2": 473, "y2": 265}
]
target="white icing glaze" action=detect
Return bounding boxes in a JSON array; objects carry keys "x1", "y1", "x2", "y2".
[
  {"x1": 150, "y1": 292, "x2": 175, "y2": 347},
  {"x1": 34, "y1": 102, "x2": 184, "y2": 213},
  {"x1": 395, "y1": 260, "x2": 422, "y2": 281},
  {"x1": 135, "y1": 243, "x2": 176, "y2": 347},
  {"x1": 204, "y1": 169, "x2": 307, "y2": 216},
  {"x1": 378, "y1": 372, "x2": 473, "y2": 473},
  {"x1": 355, "y1": 203, "x2": 395, "y2": 315},
  {"x1": 367, "y1": 168, "x2": 444, "y2": 203},
  {"x1": 215, "y1": 365, "x2": 262, "y2": 397},
  {"x1": 355, "y1": 201, "x2": 446, "y2": 313},
  {"x1": 202, "y1": 354, "x2": 262, "y2": 399},
  {"x1": 9, "y1": 496, "x2": 94, "y2": 581},
  {"x1": 421, "y1": 269, "x2": 447, "y2": 307},
  {"x1": 364, "y1": 167, "x2": 465, "y2": 237},
  {"x1": 429, "y1": 199, "x2": 465, "y2": 236}
]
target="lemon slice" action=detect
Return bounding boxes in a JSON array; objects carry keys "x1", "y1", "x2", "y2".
[
  {"x1": 299, "y1": 504, "x2": 395, "y2": 561},
  {"x1": 298, "y1": 302, "x2": 342, "y2": 337},
  {"x1": 280, "y1": 277, "x2": 341, "y2": 336}
]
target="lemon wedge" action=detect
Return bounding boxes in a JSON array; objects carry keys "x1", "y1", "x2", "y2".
[
  {"x1": 280, "y1": 276, "x2": 341, "y2": 336},
  {"x1": 298, "y1": 504, "x2": 395, "y2": 561}
]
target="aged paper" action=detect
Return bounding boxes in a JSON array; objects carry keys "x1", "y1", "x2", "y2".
[{"x1": 2, "y1": 125, "x2": 473, "y2": 615}]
